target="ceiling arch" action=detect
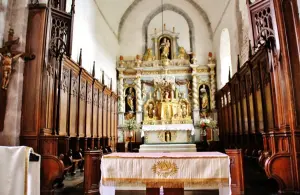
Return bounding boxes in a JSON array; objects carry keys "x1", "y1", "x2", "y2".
[
  {"x1": 118, "y1": 0, "x2": 213, "y2": 42},
  {"x1": 142, "y1": 4, "x2": 195, "y2": 52}
]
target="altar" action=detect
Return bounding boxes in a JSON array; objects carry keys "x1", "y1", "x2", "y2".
[{"x1": 100, "y1": 152, "x2": 231, "y2": 195}]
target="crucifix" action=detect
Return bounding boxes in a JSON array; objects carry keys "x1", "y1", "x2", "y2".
[
  {"x1": 0, "y1": 28, "x2": 35, "y2": 132},
  {"x1": 0, "y1": 28, "x2": 35, "y2": 90}
]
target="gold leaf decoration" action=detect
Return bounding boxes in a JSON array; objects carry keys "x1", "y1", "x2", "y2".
[{"x1": 152, "y1": 160, "x2": 178, "y2": 177}]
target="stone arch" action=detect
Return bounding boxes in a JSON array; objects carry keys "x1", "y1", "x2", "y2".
[
  {"x1": 142, "y1": 4, "x2": 195, "y2": 53},
  {"x1": 118, "y1": 0, "x2": 212, "y2": 42}
]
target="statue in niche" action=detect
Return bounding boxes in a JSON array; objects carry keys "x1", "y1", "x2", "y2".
[
  {"x1": 164, "y1": 91, "x2": 170, "y2": 102},
  {"x1": 147, "y1": 102, "x2": 155, "y2": 118},
  {"x1": 160, "y1": 37, "x2": 171, "y2": 60},
  {"x1": 125, "y1": 87, "x2": 136, "y2": 113},
  {"x1": 165, "y1": 131, "x2": 171, "y2": 142},
  {"x1": 143, "y1": 48, "x2": 154, "y2": 61},
  {"x1": 181, "y1": 103, "x2": 187, "y2": 118},
  {"x1": 200, "y1": 84, "x2": 210, "y2": 117}
]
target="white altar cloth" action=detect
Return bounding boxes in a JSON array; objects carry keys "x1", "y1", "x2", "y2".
[
  {"x1": 100, "y1": 152, "x2": 231, "y2": 195},
  {"x1": 0, "y1": 146, "x2": 40, "y2": 195},
  {"x1": 141, "y1": 124, "x2": 195, "y2": 137}
]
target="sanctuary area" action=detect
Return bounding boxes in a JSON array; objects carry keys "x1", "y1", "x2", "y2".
[{"x1": 0, "y1": 0, "x2": 299, "y2": 194}]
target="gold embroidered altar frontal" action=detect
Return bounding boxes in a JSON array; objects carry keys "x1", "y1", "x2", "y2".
[{"x1": 100, "y1": 152, "x2": 230, "y2": 189}]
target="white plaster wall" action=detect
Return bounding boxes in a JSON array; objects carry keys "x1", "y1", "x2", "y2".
[
  {"x1": 119, "y1": 0, "x2": 212, "y2": 64},
  {"x1": 0, "y1": 0, "x2": 9, "y2": 47},
  {"x1": 213, "y1": 0, "x2": 250, "y2": 90},
  {"x1": 147, "y1": 11, "x2": 190, "y2": 51},
  {"x1": 71, "y1": 0, "x2": 119, "y2": 90},
  {"x1": 298, "y1": 0, "x2": 300, "y2": 19}
]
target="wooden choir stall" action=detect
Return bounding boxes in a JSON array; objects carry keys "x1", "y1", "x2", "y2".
[
  {"x1": 9, "y1": 1, "x2": 119, "y2": 194},
  {"x1": 217, "y1": 0, "x2": 300, "y2": 193}
]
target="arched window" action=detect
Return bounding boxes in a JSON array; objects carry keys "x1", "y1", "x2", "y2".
[{"x1": 220, "y1": 28, "x2": 232, "y2": 88}]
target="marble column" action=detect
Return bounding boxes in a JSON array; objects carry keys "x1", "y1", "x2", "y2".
[
  {"x1": 208, "y1": 63, "x2": 216, "y2": 110},
  {"x1": 134, "y1": 70, "x2": 142, "y2": 142},
  {"x1": 117, "y1": 68, "x2": 125, "y2": 143},
  {"x1": 154, "y1": 38, "x2": 158, "y2": 60},
  {"x1": 190, "y1": 64, "x2": 200, "y2": 124}
]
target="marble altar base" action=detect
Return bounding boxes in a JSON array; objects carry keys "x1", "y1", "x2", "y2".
[
  {"x1": 144, "y1": 130, "x2": 192, "y2": 144},
  {"x1": 139, "y1": 144, "x2": 196, "y2": 153}
]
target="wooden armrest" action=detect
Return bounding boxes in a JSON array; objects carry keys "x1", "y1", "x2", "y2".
[{"x1": 41, "y1": 155, "x2": 64, "y2": 191}]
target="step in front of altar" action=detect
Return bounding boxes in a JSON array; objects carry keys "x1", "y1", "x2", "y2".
[{"x1": 139, "y1": 144, "x2": 196, "y2": 153}]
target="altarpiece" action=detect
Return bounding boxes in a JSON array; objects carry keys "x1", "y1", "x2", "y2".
[{"x1": 117, "y1": 27, "x2": 217, "y2": 146}]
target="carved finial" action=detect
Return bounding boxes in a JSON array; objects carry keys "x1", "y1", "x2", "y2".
[
  {"x1": 78, "y1": 48, "x2": 82, "y2": 67},
  {"x1": 101, "y1": 70, "x2": 105, "y2": 84},
  {"x1": 71, "y1": 0, "x2": 75, "y2": 14},
  {"x1": 164, "y1": 24, "x2": 166, "y2": 30},
  {"x1": 237, "y1": 55, "x2": 241, "y2": 70},
  {"x1": 228, "y1": 66, "x2": 231, "y2": 81},
  {"x1": 110, "y1": 78, "x2": 113, "y2": 89},
  {"x1": 92, "y1": 61, "x2": 95, "y2": 77},
  {"x1": 248, "y1": 40, "x2": 252, "y2": 57}
]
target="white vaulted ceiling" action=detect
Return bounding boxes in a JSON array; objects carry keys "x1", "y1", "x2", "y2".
[{"x1": 95, "y1": 0, "x2": 231, "y2": 38}]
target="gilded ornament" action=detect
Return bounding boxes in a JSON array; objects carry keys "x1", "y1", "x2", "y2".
[
  {"x1": 177, "y1": 47, "x2": 188, "y2": 60},
  {"x1": 152, "y1": 160, "x2": 178, "y2": 177}
]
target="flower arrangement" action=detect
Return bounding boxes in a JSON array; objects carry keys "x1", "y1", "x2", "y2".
[
  {"x1": 199, "y1": 117, "x2": 217, "y2": 133},
  {"x1": 124, "y1": 118, "x2": 139, "y2": 137}
]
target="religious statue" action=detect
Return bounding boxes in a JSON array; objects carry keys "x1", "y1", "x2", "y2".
[
  {"x1": 165, "y1": 131, "x2": 171, "y2": 142},
  {"x1": 0, "y1": 52, "x2": 23, "y2": 90},
  {"x1": 135, "y1": 55, "x2": 142, "y2": 67},
  {"x1": 200, "y1": 85, "x2": 209, "y2": 109},
  {"x1": 160, "y1": 38, "x2": 171, "y2": 60},
  {"x1": 119, "y1": 55, "x2": 125, "y2": 67},
  {"x1": 0, "y1": 29, "x2": 34, "y2": 90},
  {"x1": 177, "y1": 47, "x2": 187, "y2": 60},
  {"x1": 164, "y1": 91, "x2": 170, "y2": 101},
  {"x1": 125, "y1": 87, "x2": 135, "y2": 112},
  {"x1": 147, "y1": 103, "x2": 155, "y2": 118},
  {"x1": 200, "y1": 85, "x2": 209, "y2": 117},
  {"x1": 143, "y1": 48, "x2": 154, "y2": 61},
  {"x1": 181, "y1": 103, "x2": 187, "y2": 118}
]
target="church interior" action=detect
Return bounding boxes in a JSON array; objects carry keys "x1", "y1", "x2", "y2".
[{"x1": 0, "y1": 0, "x2": 299, "y2": 194}]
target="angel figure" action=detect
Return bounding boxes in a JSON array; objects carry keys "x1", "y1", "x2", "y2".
[{"x1": 0, "y1": 52, "x2": 23, "y2": 90}]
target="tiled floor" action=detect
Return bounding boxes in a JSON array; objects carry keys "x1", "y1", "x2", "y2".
[{"x1": 55, "y1": 159, "x2": 279, "y2": 195}]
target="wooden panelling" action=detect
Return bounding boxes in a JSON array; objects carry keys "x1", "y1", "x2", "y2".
[
  {"x1": 217, "y1": 0, "x2": 300, "y2": 190},
  {"x1": 59, "y1": 66, "x2": 70, "y2": 136},
  {"x1": 225, "y1": 149, "x2": 244, "y2": 195},
  {"x1": 98, "y1": 87, "x2": 103, "y2": 138},
  {"x1": 83, "y1": 70, "x2": 93, "y2": 138},
  {"x1": 92, "y1": 83, "x2": 99, "y2": 138},
  {"x1": 84, "y1": 150, "x2": 102, "y2": 194},
  {"x1": 68, "y1": 59, "x2": 80, "y2": 137},
  {"x1": 79, "y1": 72, "x2": 87, "y2": 137},
  {"x1": 22, "y1": 5, "x2": 48, "y2": 136}
]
